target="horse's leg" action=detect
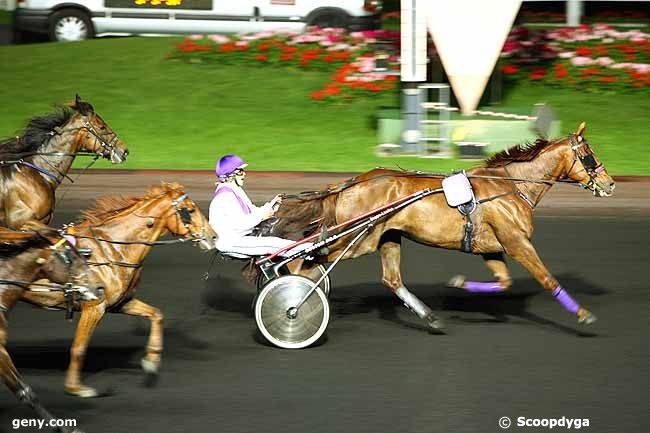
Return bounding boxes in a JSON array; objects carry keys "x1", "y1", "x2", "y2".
[
  {"x1": 65, "y1": 300, "x2": 106, "y2": 398},
  {"x1": 0, "y1": 313, "x2": 80, "y2": 433},
  {"x1": 116, "y1": 298, "x2": 164, "y2": 377},
  {"x1": 504, "y1": 238, "x2": 596, "y2": 324},
  {"x1": 379, "y1": 234, "x2": 444, "y2": 333},
  {"x1": 448, "y1": 252, "x2": 513, "y2": 293}
]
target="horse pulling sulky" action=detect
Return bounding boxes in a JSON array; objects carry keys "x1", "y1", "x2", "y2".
[
  {"x1": 239, "y1": 122, "x2": 614, "y2": 349},
  {"x1": 0, "y1": 229, "x2": 103, "y2": 433}
]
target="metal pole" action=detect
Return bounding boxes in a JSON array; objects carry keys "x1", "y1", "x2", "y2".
[{"x1": 567, "y1": 0, "x2": 583, "y2": 27}]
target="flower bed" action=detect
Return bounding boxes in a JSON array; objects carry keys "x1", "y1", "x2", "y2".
[
  {"x1": 500, "y1": 24, "x2": 649, "y2": 91},
  {"x1": 170, "y1": 27, "x2": 400, "y2": 102}
]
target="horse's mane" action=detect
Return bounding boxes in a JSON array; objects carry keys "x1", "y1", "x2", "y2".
[
  {"x1": 483, "y1": 137, "x2": 553, "y2": 168},
  {"x1": 0, "y1": 231, "x2": 54, "y2": 259},
  {"x1": 0, "y1": 106, "x2": 74, "y2": 156},
  {"x1": 80, "y1": 182, "x2": 185, "y2": 225}
]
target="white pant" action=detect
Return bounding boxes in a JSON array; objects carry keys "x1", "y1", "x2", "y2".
[{"x1": 216, "y1": 235, "x2": 313, "y2": 258}]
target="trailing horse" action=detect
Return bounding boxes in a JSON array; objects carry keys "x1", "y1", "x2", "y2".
[
  {"x1": 0, "y1": 229, "x2": 102, "y2": 432},
  {"x1": 0, "y1": 95, "x2": 129, "y2": 230},
  {"x1": 260, "y1": 123, "x2": 614, "y2": 332},
  {"x1": 21, "y1": 182, "x2": 216, "y2": 397}
]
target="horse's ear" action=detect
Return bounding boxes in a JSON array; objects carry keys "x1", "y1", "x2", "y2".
[
  {"x1": 576, "y1": 122, "x2": 586, "y2": 138},
  {"x1": 72, "y1": 94, "x2": 94, "y2": 116}
]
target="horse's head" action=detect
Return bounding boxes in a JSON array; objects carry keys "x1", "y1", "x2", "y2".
[
  {"x1": 70, "y1": 95, "x2": 129, "y2": 164},
  {"x1": 35, "y1": 231, "x2": 104, "y2": 302},
  {"x1": 564, "y1": 122, "x2": 615, "y2": 197},
  {"x1": 161, "y1": 187, "x2": 217, "y2": 251}
]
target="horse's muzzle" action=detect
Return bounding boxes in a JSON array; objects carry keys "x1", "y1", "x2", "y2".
[
  {"x1": 111, "y1": 148, "x2": 128, "y2": 164},
  {"x1": 593, "y1": 180, "x2": 615, "y2": 197},
  {"x1": 197, "y1": 236, "x2": 217, "y2": 251}
]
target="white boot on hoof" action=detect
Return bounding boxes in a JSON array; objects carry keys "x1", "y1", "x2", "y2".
[{"x1": 447, "y1": 275, "x2": 465, "y2": 289}]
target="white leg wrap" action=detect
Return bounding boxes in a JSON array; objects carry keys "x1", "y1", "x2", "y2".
[{"x1": 396, "y1": 287, "x2": 432, "y2": 319}]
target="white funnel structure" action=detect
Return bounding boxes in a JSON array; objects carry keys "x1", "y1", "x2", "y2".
[{"x1": 426, "y1": 0, "x2": 522, "y2": 114}]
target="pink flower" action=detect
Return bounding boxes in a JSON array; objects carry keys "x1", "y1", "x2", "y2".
[
  {"x1": 208, "y1": 34, "x2": 231, "y2": 44},
  {"x1": 570, "y1": 56, "x2": 594, "y2": 66},
  {"x1": 559, "y1": 51, "x2": 576, "y2": 58},
  {"x1": 596, "y1": 57, "x2": 615, "y2": 66}
]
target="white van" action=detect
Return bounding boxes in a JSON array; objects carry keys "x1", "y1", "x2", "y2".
[{"x1": 13, "y1": 0, "x2": 382, "y2": 42}]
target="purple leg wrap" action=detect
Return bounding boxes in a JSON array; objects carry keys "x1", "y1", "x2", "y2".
[
  {"x1": 552, "y1": 286, "x2": 580, "y2": 314},
  {"x1": 463, "y1": 281, "x2": 503, "y2": 293}
]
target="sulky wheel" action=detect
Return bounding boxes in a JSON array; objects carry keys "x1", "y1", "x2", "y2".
[
  {"x1": 257, "y1": 264, "x2": 331, "y2": 297},
  {"x1": 254, "y1": 275, "x2": 329, "y2": 349},
  {"x1": 306, "y1": 264, "x2": 331, "y2": 297}
]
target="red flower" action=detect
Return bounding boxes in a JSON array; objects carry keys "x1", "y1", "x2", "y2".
[
  {"x1": 555, "y1": 69, "x2": 569, "y2": 78},
  {"x1": 256, "y1": 54, "x2": 269, "y2": 61},
  {"x1": 575, "y1": 47, "x2": 592, "y2": 56},
  {"x1": 624, "y1": 55, "x2": 637, "y2": 61},
  {"x1": 529, "y1": 73, "x2": 545, "y2": 80},
  {"x1": 501, "y1": 65, "x2": 519, "y2": 75},
  {"x1": 598, "y1": 77, "x2": 618, "y2": 83},
  {"x1": 309, "y1": 91, "x2": 325, "y2": 100},
  {"x1": 533, "y1": 68, "x2": 547, "y2": 75},
  {"x1": 258, "y1": 43, "x2": 270, "y2": 51},
  {"x1": 220, "y1": 44, "x2": 235, "y2": 53},
  {"x1": 582, "y1": 68, "x2": 601, "y2": 75},
  {"x1": 280, "y1": 54, "x2": 293, "y2": 61}
]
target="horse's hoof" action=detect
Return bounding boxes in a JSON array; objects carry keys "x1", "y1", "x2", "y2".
[
  {"x1": 447, "y1": 275, "x2": 465, "y2": 289},
  {"x1": 141, "y1": 358, "x2": 160, "y2": 374},
  {"x1": 66, "y1": 385, "x2": 99, "y2": 398},
  {"x1": 578, "y1": 311, "x2": 597, "y2": 325},
  {"x1": 427, "y1": 318, "x2": 446, "y2": 335}
]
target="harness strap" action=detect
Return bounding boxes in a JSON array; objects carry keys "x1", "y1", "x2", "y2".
[
  {"x1": 18, "y1": 161, "x2": 61, "y2": 184},
  {"x1": 214, "y1": 185, "x2": 251, "y2": 215}
]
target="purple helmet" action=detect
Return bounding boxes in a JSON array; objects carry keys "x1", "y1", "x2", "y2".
[{"x1": 216, "y1": 154, "x2": 248, "y2": 181}]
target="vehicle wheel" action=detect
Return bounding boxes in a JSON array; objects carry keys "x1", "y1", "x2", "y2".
[
  {"x1": 304, "y1": 264, "x2": 331, "y2": 297},
  {"x1": 254, "y1": 275, "x2": 330, "y2": 349},
  {"x1": 309, "y1": 11, "x2": 349, "y2": 30},
  {"x1": 48, "y1": 9, "x2": 94, "y2": 42}
]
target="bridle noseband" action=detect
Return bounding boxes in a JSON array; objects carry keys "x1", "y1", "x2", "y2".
[
  {"x1": 171, "y1": 193, "x2": 208, "y2": 243},
  {"x1": 568, "y1": 134, "x2": 608, "y2": 194}
]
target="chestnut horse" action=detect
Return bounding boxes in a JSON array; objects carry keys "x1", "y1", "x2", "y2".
[
  {"x1": 22, "y1": 182, "x2": 216, "y2": 398},
  {"x1": 264, "y1": 123, "x2": 614, "y2": 332},
  {"x1": 0, "y1": 95, "x2": 129, "y2": 230},
  {"x1": 1, "y1": 229, "x2": 102, "y2": 432}
]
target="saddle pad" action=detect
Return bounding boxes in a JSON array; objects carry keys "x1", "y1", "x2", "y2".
[{"x1": 442, "y1": 172, "x2": 474, "y2": 207}]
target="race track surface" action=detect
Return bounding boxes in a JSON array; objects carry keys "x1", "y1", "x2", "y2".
[{"x1": 0, "y1": 175, "x2": 648, "y2": 433}]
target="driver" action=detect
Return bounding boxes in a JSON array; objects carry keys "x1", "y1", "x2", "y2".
[{"x1": 208, "y1": 154, "x2": 312, "y2": 258}]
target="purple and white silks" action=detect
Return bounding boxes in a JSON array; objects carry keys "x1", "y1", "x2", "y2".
[
  {"x1": 463, "y1": 281, "x2": 503, "y2": 293},
  {"x1": 552, "y1": 286, "x2": 580, "y2": 314},
  {"x1": 214, "y1": 186, "x2": 251, "y2": 215}
]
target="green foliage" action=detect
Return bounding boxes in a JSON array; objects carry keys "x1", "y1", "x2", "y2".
[{"x1": 0, "y1": 36, "x2": 648, "y2": 174}]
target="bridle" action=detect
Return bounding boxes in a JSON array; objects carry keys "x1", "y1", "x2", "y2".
[
  {"x1": 0, "y1": 113, "x2": 123, "y2": 185},
  {"x1": 171, "y1": 193, "x2": 208, "y2": 243},
  {"x1": 567, "y1": 134, "x2": 608, "y2": 195},
  {"x1": 53, "y1": 113, "x2": 121, "y2": 159},
  {"x1": 0, "y1": 237, "x2": 98, "y2": 316}
]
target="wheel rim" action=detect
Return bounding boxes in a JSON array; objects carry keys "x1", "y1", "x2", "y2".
[
  {"x1": 255, "y1": 275, "x2": 329, "y2": 349},
  {"x1": 314, "y1": 265, "x2": 331, "y2": 297},
  {"x1": 55, "y1": 16, "x2": 88, "y2": 41}
]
